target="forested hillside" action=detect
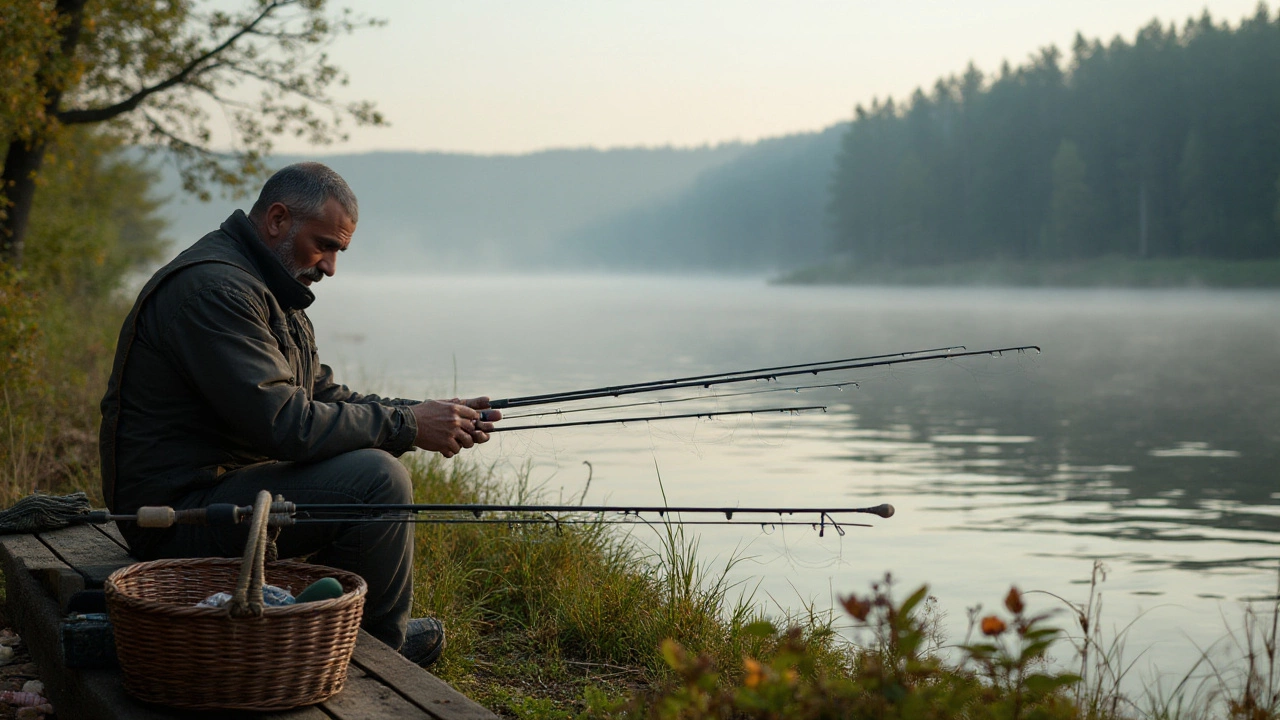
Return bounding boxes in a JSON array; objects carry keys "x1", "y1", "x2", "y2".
[
  {"x1": 562, "y1": 125, "x2": 846, "y2": 271},
  {"x1": 155, "y1": 146, "x2": 745, "y2": 271},
  {"x1": 828, "y1": 8, "x2": 1280, "y2": 266}
]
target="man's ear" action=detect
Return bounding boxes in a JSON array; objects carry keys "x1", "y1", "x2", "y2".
[{"x1": 261, "y1": 202, "x2": 293, "y2": 247}]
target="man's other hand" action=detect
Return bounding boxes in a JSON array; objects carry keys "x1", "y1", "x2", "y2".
[
  {"x1": 447, "y1": 397, "x2": 501, "y2": 445},
  {"x1": 410, "y1": 397, "x2": 501, "y2": 458}
]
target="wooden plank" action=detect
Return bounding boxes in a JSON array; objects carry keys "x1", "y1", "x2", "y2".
[
  {"x1": 0, "y1": 533, "x2": 84, "y2": 611},
  {"x1": 0, "y1": 533, "x2": 69, "y2": 664},
  {"x1": 37, "y1": 524, "x2": 134, "y2": 588},
  {"x1": 42, "y1": 568, "x2": 85, "y2": 615},
  {"x1": 319, "y1": 664, "x2": 435, "y2": 720},
  {"x1": 0, "y1": 533, "x2": 65, "y2": 571},
  {"x1": 263, "y1": 701, "x2": 335, "y2": 719},
  {"x1": 62, "y1": 668, "x2": 332, "y2": 720},
  {"x1": 0, "y1": 532, "x2": 72, "y2": 580},
  {"x1": 350, "y1": 632, "x2": 498, "y2": 720},
  {"x1": 90, "y1": 522, "x2": 132, "y2": 553},
  {"x1": 38, "y1": 523, "x2": 135, "y2": 566}
]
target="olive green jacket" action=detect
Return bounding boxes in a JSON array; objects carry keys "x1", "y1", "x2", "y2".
[{"x1": 99, "y1": 210, "x2": 418, "y2": 519}]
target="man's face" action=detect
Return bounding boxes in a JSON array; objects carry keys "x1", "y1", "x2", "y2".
[{"x1": 262, "y1": 197, "x2": 355, "y2": 286}]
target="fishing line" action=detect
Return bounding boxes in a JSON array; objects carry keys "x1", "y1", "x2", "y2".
[
  {"x1": 501, "y1": 382, "x2": 857, "y2": 420},
  {"x1": 489, "y1": 346, "x2": 1039, "y2": 410},
  {"x1": 491, "y1": 345, "x2": 965, "y2": 409},
  {"x1": 490, "y1": 405, "x2": 828, "y2": 433}
]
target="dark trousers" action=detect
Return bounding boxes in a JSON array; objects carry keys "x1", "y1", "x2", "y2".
[{"x1": 130, "y1": 449, "x2": 415, "y2": 649}]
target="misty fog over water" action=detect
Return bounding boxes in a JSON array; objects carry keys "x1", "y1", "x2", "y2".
[{"x1": 310, "y1": 274, "x2": 1279, "y2": 682}]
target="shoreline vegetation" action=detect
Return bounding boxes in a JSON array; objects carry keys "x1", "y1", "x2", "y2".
[
  {"x1": 776, "y1": 257, "x2": 1280, "y2": 289},
  {"x1": 411, "y1": 455, "x2": 1280, "y2": 719}
]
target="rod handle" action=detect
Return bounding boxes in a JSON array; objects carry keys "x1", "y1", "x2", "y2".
[
  {"x1": 129, "y1": 502, "x2": 295, "y2": 528},
  {"x1": 134, "y1": 504, "x2": 248, "y2": 527},
  {"x1": 135, "y1": 506, "x2": 176, "y2": 528}
]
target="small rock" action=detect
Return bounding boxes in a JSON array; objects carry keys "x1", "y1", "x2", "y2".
[
  {"x1": 20, "y1": 680, "x2": 42, "y2": 696},
  {"x1": 0, "y1": 663, "x2": 39, "y2": 678},
  {"x1": 16, "y1": 705, "x2": 47, "y2": 720},
  {"x1": 0, "y1": 646, "x2": 14, "y2": 666},
  {"x1": 0, "y1": 630, "x2": 20, "y2": 647}
]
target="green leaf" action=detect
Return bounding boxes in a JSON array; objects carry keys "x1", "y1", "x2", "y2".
[
  {"x1": 660, "y1": 638, "x2": 684, "y2": 670},
  {"x1": 1022, "y1": 627, "x2": 1060, "y2": 641},
  {"x1": 900, "y1": 585, "x2": 930, "y2": 618},
  {"x1": 1023, "y1": 672, "x2": 1081, "y2": 695}
]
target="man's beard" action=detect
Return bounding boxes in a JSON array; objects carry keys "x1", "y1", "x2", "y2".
[{"x1": 274, "y1": 227, "x2": 324, "y2": 285}]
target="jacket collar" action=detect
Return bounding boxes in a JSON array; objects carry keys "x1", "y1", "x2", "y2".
[{"x1": 220, "y1": 210, "x2": 315, "y2": 311}]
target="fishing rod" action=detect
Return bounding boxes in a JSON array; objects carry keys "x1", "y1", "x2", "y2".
[
  {"x1": 294, "y1": 502, "x2": 896, "y2": 519},
  {"x1": 489, "y1": 345, "x2": 965, "y2": 409},
  {"x1": 288, "y1": 517, "x2": 874, "y2": 535},
  {"x1": 291, "y1": 502, "x2": 896, "y2": 536},
  {"x1": 0, "y1": 494, "x2": 893, "y2": 539},
  {"x1": 489, "y1": 345, "x2": 1039, "y2": 410},
  {"x1": 491, "y1": 405, "x2": 827, "y2": 433},
  {"x1": 502, "y1": 381, "x2": 857, "y2": 420}
]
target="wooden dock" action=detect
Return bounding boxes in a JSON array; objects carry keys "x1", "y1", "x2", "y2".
[{"x1": 0, "y1": 522, "x2": 497, "y2": 719}]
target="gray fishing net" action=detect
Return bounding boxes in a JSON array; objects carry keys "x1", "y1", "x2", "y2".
[{"x1": 0, "y1": 492, "x2": 92, "y2": 534}]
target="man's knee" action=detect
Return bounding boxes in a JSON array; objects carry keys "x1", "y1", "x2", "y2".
[{"x1": 346, "y1": 448, "x2": 412, "y2": 504}]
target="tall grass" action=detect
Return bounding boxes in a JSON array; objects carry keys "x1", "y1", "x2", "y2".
[
  {"x1": 407, "y1": 453, "x2": 819, "y2": 671},
  {"x1": 404, "y1": 454, "x2": 846, "y2": 713}
]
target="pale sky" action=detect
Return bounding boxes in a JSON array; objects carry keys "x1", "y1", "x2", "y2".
[{"x1": 285, "y1": 0, "x2": 1266, "y2": 155}]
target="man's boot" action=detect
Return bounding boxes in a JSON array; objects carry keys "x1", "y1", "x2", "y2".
[{"x1": 400, "y1": 617, "x2": 445, "y2": 667}]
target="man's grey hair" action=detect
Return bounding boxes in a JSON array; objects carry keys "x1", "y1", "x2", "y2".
[{"x1": 248, "y1": 162, "x2": 359, "y2": 224}]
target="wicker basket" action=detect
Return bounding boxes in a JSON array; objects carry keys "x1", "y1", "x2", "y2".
[{"x1": 104, "y1": 492, "x2": 367, "y2": 711}]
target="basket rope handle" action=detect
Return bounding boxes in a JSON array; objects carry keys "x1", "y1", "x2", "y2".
[{"x1": 228, "y1": 489, "x2": 273, "y2": 619}]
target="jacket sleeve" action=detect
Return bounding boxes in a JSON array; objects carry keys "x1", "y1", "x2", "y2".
[
  {"x1": 158, "y1": 284, "x2": 418, "y2": 461},
  {"x1": 312, "y1": 362, "x2": 420, "y2": 407}
]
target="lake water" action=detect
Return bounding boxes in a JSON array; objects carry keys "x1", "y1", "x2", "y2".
[{"x1": 310, "y1": 274, "x2": 1280, "y2": 688}]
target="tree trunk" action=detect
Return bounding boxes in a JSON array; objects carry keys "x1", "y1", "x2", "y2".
[
  {"x1": 0, "y1": 0, "x2": 88, "y2": 268},
  {"x1": 1, "y1": 139, "x2": 48, "y2": 267}
]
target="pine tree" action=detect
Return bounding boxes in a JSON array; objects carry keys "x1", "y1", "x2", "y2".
[
  {"x1": 1178, "y1": 131, "x2": 1217, "y2": 256},
  {"x1": 1044, "y1": 140, "x2": 1095, "y2": 259},
  {"x1": 1273, "y1": 174, "x2": 1280, "y2": 248}
]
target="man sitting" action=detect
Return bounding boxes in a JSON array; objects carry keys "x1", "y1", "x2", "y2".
[{"x1": 99, "y1": 162, "x2": 499, "y2": 666}]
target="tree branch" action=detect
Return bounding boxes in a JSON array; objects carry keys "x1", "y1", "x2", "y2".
[
  {"x1": 56, "y1": 0, "x2": 291, "y2": 125},
  {"x1": 141, "y1": 112, "x2": 223, "y2": 157},
  {"x1": 216, "y1": 61, "x2": 334, "y2": 105}
]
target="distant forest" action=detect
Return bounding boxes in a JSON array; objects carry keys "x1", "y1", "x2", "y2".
[
  {"x1": 152, "y1": 146, "x2": 746, "y2": 271},
  {"x1": 828, "y1": 7, "x2": 1280, "y2": 265},
  {"x1": 565, "y1": 126, "x2": 845, "y2": 271}
]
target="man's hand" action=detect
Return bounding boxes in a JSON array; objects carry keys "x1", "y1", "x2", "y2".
[{"x1": 410, "y1": 397, "x2": 502, "y2": 458}]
